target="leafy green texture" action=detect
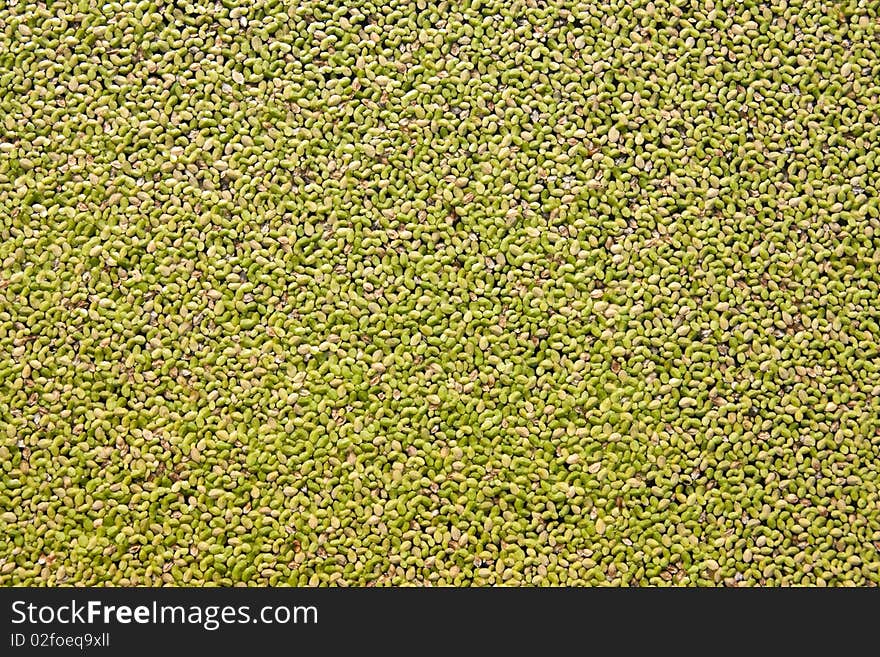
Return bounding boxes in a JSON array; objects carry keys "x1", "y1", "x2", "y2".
[{"x1": 1, "y1": 0, "x2": 879, "y2": 585}]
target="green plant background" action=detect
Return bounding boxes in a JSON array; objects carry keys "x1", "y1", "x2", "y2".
[{"x1": 0, "y1": 0, "x2": 878, "y2": 585}]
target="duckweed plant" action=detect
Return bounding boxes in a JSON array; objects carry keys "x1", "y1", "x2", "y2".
[{"x1": 1, "y1": 0, "x2": 879, "y2": 585}]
